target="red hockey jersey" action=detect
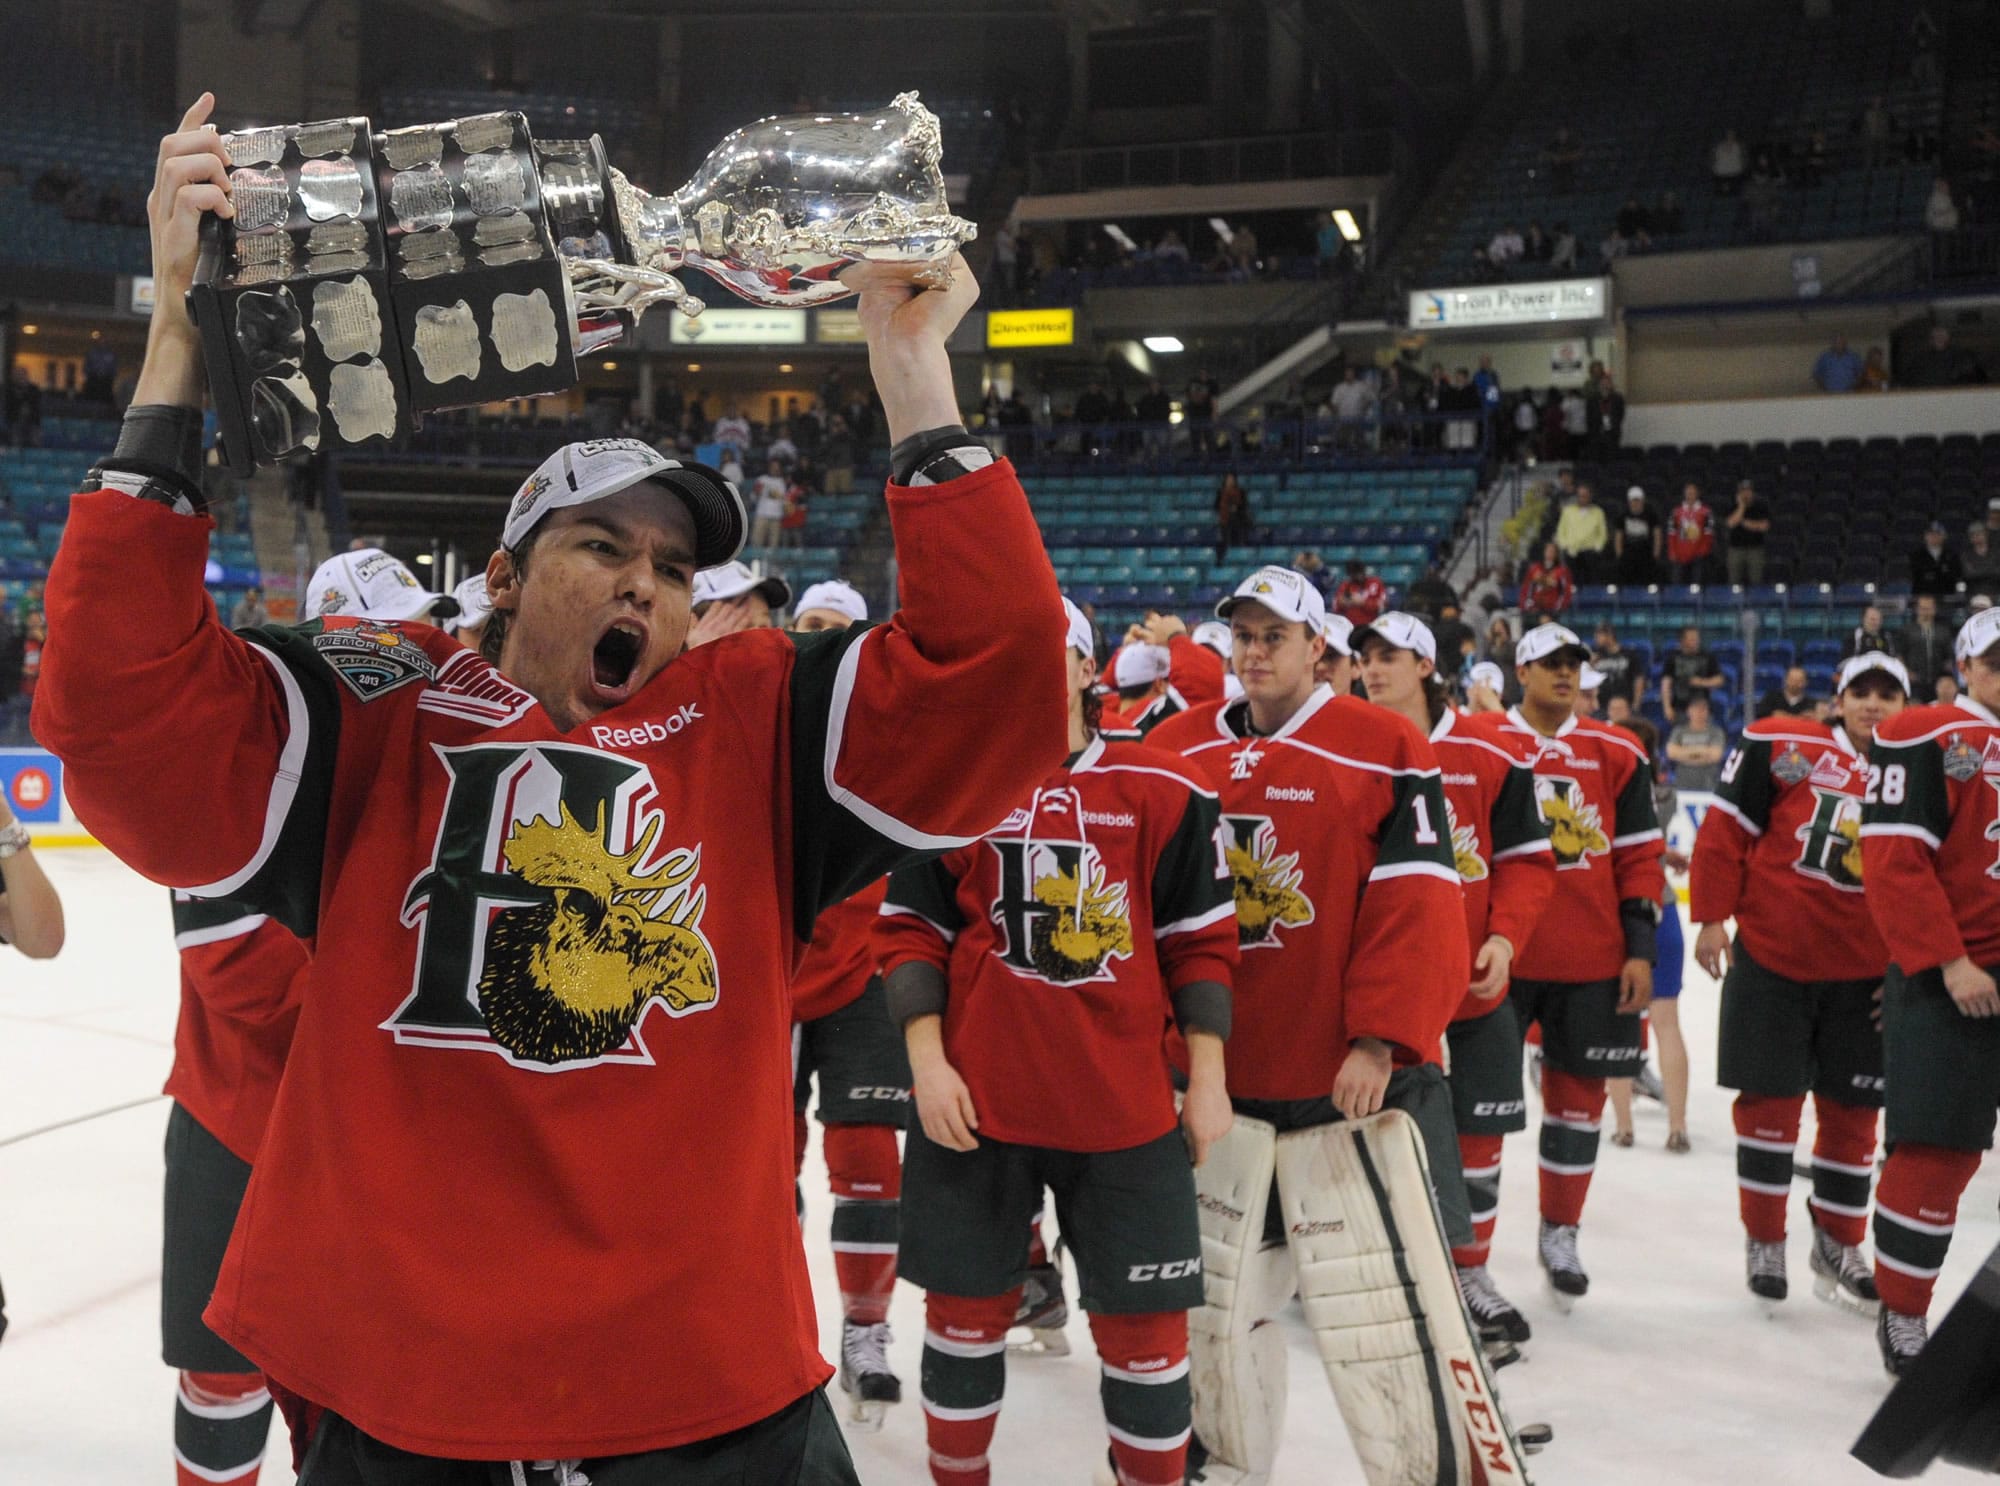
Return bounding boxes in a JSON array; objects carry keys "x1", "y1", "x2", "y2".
[
  {"x1": 1690, "y1": 717, "x2": 1890, "y2": 982},
  {"x1": 1861, "y1": 696, "x2": 2000, "y2": 973},
  {"x1": 166, "y1": 892, "x2": 309, "y2": 1164},
  {"x1": 874, "y1": 736, "x2": 1236, "y2": 1150},
  {"x1": 1148, "y1": 688, "x2": 1469, "y2": 1099},
  {"x1": 1430, "y1": 709, "x2": 1557, "y2": 1021},
  {"x1": 34, "y1": 461, "x2": 1066, "y2": 1460},
  {"x1": 1105, "y1": 634, "x2": 1228, "y2": 736},
  {"x1": 1499, "y1": 708, "x2": 1666, "y2": 983},
  {"x1": 791, "y1": 876, "x2": 888, "y2": 1024}
]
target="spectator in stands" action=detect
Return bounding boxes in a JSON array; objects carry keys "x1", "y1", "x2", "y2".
[
  {"x1": 821, "y1": 413, "x2": 857, "y2": 493},
  {"x1": 1668, "y1": 694, "x2": 1729, "y2": 791},
  {"x1": 1843, "y1": 604, "x2": 1891, "y2": 658},
  {"x1": 1523, "y1": 220, "x2": 1551, "y2": 262},
  {"x1": 1901, "y1": 323, "x2": 1974, "y2": 387},
  {"x1": 1962, "y1": 524, "x2": 2000, "y2": 596},
  {"x1": 1487, "y1": 223, "x2": 1525, "y2": 269},
  {"x1": 1910, "y1": 520, "x2": 1963, "y2": 596},
  {"x1": 1441, "y1": 367, "x2": 1483, "y2": 451},
  {"x1": 4, "y1": 366, "x2": 41, "y2": 447},
  {"x1": 1745, "y1": 147, "x2": 1782, "y2": 231},
  {"x1": 1548, "y1": 221, "x2": 1579, "y2": 271},
  {"x1": 1664, "y1": 625, "x2": 1724, "y2": 720},
  {"x1": 1431, "y1": 601, "x2": 1477, "y2": 684},
  {"x1": 1185, "y1": 370, "x2": 1218, "y2": 453},
  {"x1": 1926, "y1": 177, "x2": 1962, "y2": 236},
  {"x1": 1327, "y1": 366, "x2": 1376, "y2": 451},
  {"x1": 1722, "y1": 480, "x2": 1771, "y2": 585},
  {"x1": 989, "y1": 222, "x2": 1018, "y2": 301},
  {"x1": 1613, "y1": 486, "x2": 1662, "y2": 584},
  {"x1": 1560, "y1": 385, "x2": 1588, "y2": 452},
  {"x1": 1484, "y1": 615, "x2": 1518, "y2": 669},
  {"x1": 1756, "y1": 665, "x2": 1816, "y2": 719},
  {"x1": 1898, "y1": 593, "x2": 1951, "y2": 702},
  {"x1": 1935, "y1": 672, "x2": 1961, "y2": 707},
  {"x1": 1812, "y1": 336, "x2": 1864, "y2": 392},
  {"x1": 1074, "y1": 378, "x2": 1112, "y2": 431},
  {"x1": 1544, "y1": 127, "x2": 1583, "y2": 192},
  {"x1": 1615, "y1": 197, "x2": 1651, "y2": 242},
  {"x1": 710, "y1": 404, "x2": 751, "y2": 459},
  {"x1": 1555, "y1": 481, "x2": 1609, "y2": 581},
  {"x1": 1136, "y1": 378, "x2": 1172, "y2": 427},
  {"x1": 1974, "y1": 498, "x2": 2000, "y2": 547},
  {"x1": 1587, "y1": 372, "x2": 1626, "y2": 457},
  {"x1": 1519, "y1": 541, "x2": 1575, "y2": 618},
  {"x1": 1598, "y1": 225, "x2": 1633, "y2": 267},
  {"x1": 1651, "y1": 190, "x2": 1684, "y2": 237},
  {"x1": 1334, "y1": 559, "x2": 1386, "y2": 626},
  {"x1": 1407, "y1": 566, "x2": 1459, "y2": 620},
  {"x1": 229, "y1": 587, "x2": 269, "y2": 630},
  {"x1": 1591, "y1": 623, "x2": 1644, "y2": 710},
  {"x1": 1860, "y1": 345, "x2": 1891, "y2": 391},
  {"x1": 1213, "y1": 472, "x2": 1252, "y2": 559},
  {"x1": 1712, "y1": 129, "x2": 1747, "y2": 194},
  {"x1": 1473, "y1": 355, "x2": 1502, "y2": 425},
  {"x1": 1860, "y1": 96, "x2": 1895, "y2": 168},
  {"x1": 749, "y1": 459, "x2": 789, "y2": 553}
]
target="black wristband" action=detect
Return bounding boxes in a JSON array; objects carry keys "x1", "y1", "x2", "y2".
[
  {"x1": 884, "y1": 960, "x2": 949, "y2": 1025},
  {"x1": 1620, "y1": 897, "x2": 1660, "y2": 964},
  {"x1": 111, "y1": 404, "x2": 205, "y2": 485},
  {"x1": 1171, "y1": 980, "x2": 1232, "y2": 1041},
  {"x1": 890, "y1": 424, "x2": 994, "y2": 486}
]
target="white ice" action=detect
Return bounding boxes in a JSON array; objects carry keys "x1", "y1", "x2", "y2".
[{"x1": 1, "y1": 848, "x2": 1994, "y2": 1484}]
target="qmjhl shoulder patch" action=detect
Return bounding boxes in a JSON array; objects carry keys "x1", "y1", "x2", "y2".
[{"x1": 312, "y1": 618, "x2": 439, "y2": 701}]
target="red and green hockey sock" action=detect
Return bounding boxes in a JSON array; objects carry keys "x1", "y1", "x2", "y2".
[
  {"x1": 1088, "y1": 1310, "x2": 1190, "y2": 1486},
  {"x1": 1537, "y1": 1068, "x2": 1606, "y2": 1227},
  {"x1": 825, "y1": 1121, "x2": 902, "y2": 1324},
  {"x1": 921, "y1": 1290, "x2": 1020, "y2": 1485},
  {"x1": 175, "y1": 1369, "x2": 271, "y2": 1486},
  {"x1": 1452, "y1": 1132, "x2": 1506, "y2": 1268},
  {"x1": 1874, "y1": 1142, "x2": 1982, "y2": 1318},
  {"x1": 1733, "y1": 1092, "x2": 1803, "y2": 1243},
  {"x1": 1807, "y1": 1095, "x2": 1879, "y2": 1249}
]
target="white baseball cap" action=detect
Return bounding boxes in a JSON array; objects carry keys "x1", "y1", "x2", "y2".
[
  {"x1": 1579, "y1": 663, "x2": 1607, "y2": 691},
  {"x1": 1836, "y1": 651, "x2": 1911, "y2": 694},
  {"x1": 1350, "y1": 610, "x2": 1437, "y2": 664},
  {"x1": 503, "y1": 439, "x2": 745, "y2": 567},
  {"x1": 445, "y1": 574, "x2": 492, "y2": 635},
  {"x1": 793, "y1": 580, "x2": 868, "y2": 625},
  {"x1": 1215, "y1": 565, "x2": 1328, "y2": 634},
  {"x1": 1468, "y1": 661, "x2": 1504, "y2": 694},
  {"x1": 1191, "y1": 620, "x2": 1232, "y2": 658},
  {"x1": 1320, "y1": 612, "x2": 1354, "y2": 657},
  {"x1": 1111, "y1": 643, "x2": 1172, "y2": 688},
  {"x1": 1515, "y1": 622, "x2": 1591, "y2": 667},
  {"x1": 1957, "y1": 607, "x2": 2000, "y2": 661},
  {"x1": 1062, "y1": 597, "x2": 1095, "y2": 657},
  {"x1": 308, "y1": 547, "x2": 457, "y2": 623},
  {"x1": 692, "y1": 560, "x2": 792, "y2": 610}
]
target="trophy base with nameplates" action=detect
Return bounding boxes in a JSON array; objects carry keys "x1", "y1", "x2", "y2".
[{"x1": 187, "y1": 94, "x2": 975, "y2": 475}]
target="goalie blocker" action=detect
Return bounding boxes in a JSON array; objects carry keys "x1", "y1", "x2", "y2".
[{"x1": 1191, "y1": 1111, "x2": 1544, "y2": 1486}]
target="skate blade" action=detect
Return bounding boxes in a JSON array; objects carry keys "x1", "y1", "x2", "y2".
[
  {"x1": 1756, "y1": 1295, "x2": 1786, "y2": 1318},
  {"x1": 1813, "y1": 1271, "x2": 1882, "y2": 1318},
  {"x1": 1542, "y1": 1277, "x2": 1578, "y2": 1314},
  {"x1": 1483, "y1": 1338, "x2": 1522, "y2": 1369},
  {"x1": 846, "y1": 1398, "x2": 891, "y2": 1432},
  {"x1": 1006, "y1": 1324, "x2": 1071, "y2": 1355},
  {"x1": 1517, "y1": 1422, "x2": 1554, "y2": 1455}
]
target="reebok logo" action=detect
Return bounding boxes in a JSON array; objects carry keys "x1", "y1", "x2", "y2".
[
  {"x1": 591, "y1": 703, "x2": 704, "y2": 750},
  {"x1": 1443, "y1": 772, "x2": 1479, "y2": 786},
  {"x1": 1919, "y1": 1208, "x2": 1953, "y2": 1225},
  {"x1": 1082, "y1": 810, "x2": 1137, "y2": 827},
  {"x1": 1265, "y1": 785, "x2": 1315, "y2": 803},
  {"x1": 1291, "y1": 1219, "x2": 1346, "y2": 1237},
  {"x1": 1123, "y1": 1356, "x2": 1173, "y2": 1372}
]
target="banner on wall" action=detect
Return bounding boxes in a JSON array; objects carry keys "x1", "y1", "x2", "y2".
[
  {"x1": 0, "y1": 748, "x2": 64, "y2": 824},
  {"x1": 1410, "y1": 277, "x2": 1608, "y2": 330}
]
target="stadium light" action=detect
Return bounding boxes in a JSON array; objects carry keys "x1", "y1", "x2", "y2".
[
  {"x1": 1207, "y1": 217, "x2": 1233, "y2": 244},
  {"x1": 601, "y1": 361, "x2": 619, "y2": 371},
  {"x1": 414, "y1": 554, "x2": 433, "y2": 565},
  {"x1": 1332, "y1": 209, "x2": 1363, "y2": 242},
  {"x1": 1102, "y1": 223, "x2": 1137, "y2": 252},
  {"x1": 20, "y1": 325, "x2": 36, "y2": 335},
  {"x1": 686, "y1": 362, "x2": 701, "y2": 372},
  {"x1": 778, "y1": 363, "x2": 794, "y2": 373},
  {"x1": 1143, "y1": 335, "x2": 1185, "y2": 353}
]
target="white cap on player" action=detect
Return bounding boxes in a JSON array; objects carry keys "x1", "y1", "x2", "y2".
[
  {"x1": 793, "y1": 580, "x2": 868, "y2": 626},
  {"x1": 1111, "y1": 643, "x2": 1172, "y2": 688},
  {"x1": 1062, "y1": 597, "x2": 1095, "y2": 657},
  {"x1": 1350, "y1": 610, "x2": 1437, "y2": 664},
  {"x1": 307, "y1": 548, "x2": 457, "y2": 624},
  {"x1": 1837, "y1": 651, "x2": 1910, "y2": 694}
]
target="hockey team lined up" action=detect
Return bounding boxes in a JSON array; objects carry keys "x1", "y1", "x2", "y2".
[{"x1": 24, "y1": 96, "x2": 1999, "y2": 1486}]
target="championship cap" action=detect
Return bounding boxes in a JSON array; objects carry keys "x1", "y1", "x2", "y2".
[
  {"x1": 1191, "y1": 619, "x2": 1232, "y2": 658},
  {"x1": 692, "y1": 560, "x2": 793, "y2": 611},
  {"x1": 794, "y1": 580, "x2": 868, "y2": 625},
  {"x1": 1111, "y1": 643, "x2": 1172, "y2": 688},
  {"x1": 1580, "y1": 663, "x2": 1607, "y2": 691},
  {"x1": 1957, "y1": 606, "x2": 2000, "y2": 662},
  {"x1": 1062, "y1": 597, "x2": 1095, "y2": 657},
  {"x1": 1215, "y1": 565, "x2": 1328, "y2": 633},
  {"x1": 503, "y1": 439, "x2": 745, "y2": 567},
  {"x1": 1836, "y1": 651, "x2": 1911, "y2": 694},
  {"x1": 308, "y1": 547, "x2": 458, "y2": 624},
  {"x1": 1350, "y1": 610, "x2": 1437, "y2": 664},
  {"x1": 1627, "y1": 485, "x2": 1648, "y2": 503},
  {"x1": 1321, "y1": 612, "x2": 1354, "y2": 657},
  {"x1": 1468, "y1": 661, "x2": 1504, "y2": 694},
  {"x1": 444, "y1": 574, "x2": 492, "y2": 635},
  {"x1": 1514, "y1": 622, "x2": 1591, "y2": 667}
]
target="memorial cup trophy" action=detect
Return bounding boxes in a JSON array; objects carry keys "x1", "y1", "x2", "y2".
[{"x1": 187, "y1": 93, "x2": 976, "y2": 475}]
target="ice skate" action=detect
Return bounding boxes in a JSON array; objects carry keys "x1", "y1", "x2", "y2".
[
  {"x1": 1877, "y1": 1307, "x2": 1928, "y2": 1377},
  {"x1": 1457, "y1": 1263, "x2": 1532, "y2": 1345},
  {"x1": 837, "y1": 1318, "x2": 901, "y2": 1429},
  {"x1": 1539, "y1": 1220, "x2": 1588, "y2": 1310},
  {"x1": 1809, "y1": 1212, "x2": 1881, "y2": 1317},
  {"x1": 1745, "y1": 1238, "x2": 1788, "y2": 1308},
  {"x1": 1008, "y1": 1260, "x2": 1071, "y2": 1355}
]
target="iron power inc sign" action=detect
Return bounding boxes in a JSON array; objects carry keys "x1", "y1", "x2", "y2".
[{"x1": 1410, "y1": 278, "x2": 1609, "y2": 330}]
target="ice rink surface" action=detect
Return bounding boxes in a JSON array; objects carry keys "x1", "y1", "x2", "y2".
[{"x1": 1, "y1": 847, "x2": 1994, "y2": 1484}]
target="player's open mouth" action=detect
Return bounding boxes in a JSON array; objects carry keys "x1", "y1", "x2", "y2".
[{"x1": 590, "y1": 619, "x2": 646, "y2": 699}]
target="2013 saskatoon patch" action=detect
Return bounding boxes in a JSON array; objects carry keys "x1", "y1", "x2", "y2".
[{"x1": 313, "y1": 620, "x2": 438, "y2": 700}]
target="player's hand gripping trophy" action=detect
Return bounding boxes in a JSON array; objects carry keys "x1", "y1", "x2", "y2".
[{"x1": 176, "y1": 90, "x2": 976, "y2": 472}]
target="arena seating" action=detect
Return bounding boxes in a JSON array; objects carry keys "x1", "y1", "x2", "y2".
[
  {"x1": 1422, "y1": 0, "x2": 1942, "y2": 285},
  {"x1": 375, "y1": 86, "x2": 650, "y2": 162}
]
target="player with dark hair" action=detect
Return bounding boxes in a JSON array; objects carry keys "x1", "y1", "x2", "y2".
[
  {"x1": 1355, "y1": 612, "x2": 1557, "y2": 1352},
  {"x1": 34, "y1": 96, "x2": 1068, "y2": 1483},
  {"x1": 1692, "y1": 651, "x2": 1909, "y2": 1312},
  {"x1": 1861, "y1": 611, "x2": 2000, "y2": 1375},
  {"x1": 877, "y1": 596, "x2": 1237, "y2": 1486},
  {"x1": 783, "y1": 579, "x2": 912, "y2": 1428},
  {"x1": 1103, "y1": 611, "x2": 1227, "y2": 736},
  {"x1": 1498, "y1": 623, "x2": 1666, "y2": 1306},
  {"x1": 1149, "y1": 568, "x2": 1533, "y2": 1484}
]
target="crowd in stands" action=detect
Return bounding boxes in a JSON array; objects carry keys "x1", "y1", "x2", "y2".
[
  {"x1": 14, "y1": 159, "x2": 147, "y2": 228},
  {"x1": 996, "y1": 212, "x2": 1362, "y2": 308}
]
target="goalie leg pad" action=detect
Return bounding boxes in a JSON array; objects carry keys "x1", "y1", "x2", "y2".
[
  {"x1": 1277, "y1": 1110, "x2": 1537, "y2": 1486},
  {"x1": 1188, "y1": 1114, "x2": 1292, "y2": 1483}
]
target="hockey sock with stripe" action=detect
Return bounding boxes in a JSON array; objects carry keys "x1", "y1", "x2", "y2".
[
  {"x1": 1874, "y1": 1142, "x2": 1982, "y2": 1318},
  {"x1": 922, "y1": 1290, "x2": 1019, "y2": 1485},
  {"x1": 1808, "y1": 1095, "x2": 1879, "y2": 1249},
  {"x1": 1733, "y1": 1092, "x2": 1803, "y2": 1243},
  {"x1": 1087, "y1": 1310, "x2": 1191, "y2": 1486},
  {"x1": 175, "y1": 1369, "x2": 271, "y2": 1486},
  {"x1": 826, "y1": 1121, "x2": 902, "y2": 1325},
  {"x1": 1451, "y1": 1132, "x2": 1505, "y2": 1269},
  {"x1": 1537, "y1": 1068, "x2": 1605, "y2": 1227}
]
